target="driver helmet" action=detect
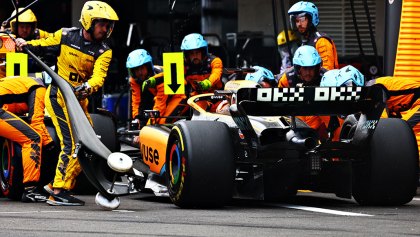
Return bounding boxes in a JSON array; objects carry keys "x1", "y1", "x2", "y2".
[{"x1": 245, "y1": 66, "x2": 276, "y2": 88}]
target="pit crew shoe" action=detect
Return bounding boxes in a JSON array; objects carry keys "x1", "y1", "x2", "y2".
[
  {"x1": 43, "y1": 182, "x2": 54, "y2": 195},
  {"x1": 21, "y1": 186, "x2": 48, "y2": 203},
  {"x1": 47, "y1": 190, "x2": 85, "y2": 206}
]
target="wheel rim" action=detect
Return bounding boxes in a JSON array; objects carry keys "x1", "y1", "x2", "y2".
[{"x1": 169, "y1": 140, "x2": 182, "y2": 185}]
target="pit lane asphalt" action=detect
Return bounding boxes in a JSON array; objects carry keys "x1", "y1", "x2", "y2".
[{"x1": 1, "y1": 189, "x2": 420, "y2": 236}]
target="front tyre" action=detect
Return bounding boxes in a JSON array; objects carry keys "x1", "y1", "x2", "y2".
[{"x1": 165, "y1": 121, "x2": 235, "y2": 208}]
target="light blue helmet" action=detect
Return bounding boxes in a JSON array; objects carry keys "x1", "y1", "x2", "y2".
[
  {"x1": 288, "y1": 1, "x2": 319, "y2": 27},
  {"x1": 293, "y1": 45, "x2": 322, "y2": 67},
  {"x1": 245, "y1": 66, "x2": 276, "y2": 87},
  {"x1": 320, "y1": 69, "x2": 340, "y2": 87},
  {"x1": 320, "y1": 66, "x2": 365, "y2": 87},
  {"x1": 338, "y1": 65, "x2": 365, "y2": 86},
  {"x1": 180, "y1": 33, "x2": 208, "y2": 54},
  {"x1": 126, "y1": 49, "x2": 154, "y2": 78}
]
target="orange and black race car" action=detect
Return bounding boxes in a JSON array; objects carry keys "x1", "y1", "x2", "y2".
[
  {"x1": 8, "y1": 40, "x2": 418, "y2": 209},
  {"x1": 135, "y1": 79, "x2": 418, "y2": 208},
  {"x1": 1, "y1": 44, "x2": 418, "y2": 209}
]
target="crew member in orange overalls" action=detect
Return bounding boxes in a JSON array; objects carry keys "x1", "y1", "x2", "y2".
[
  {"x1": 278, "y1": 45, "x2": 338, "y2": 141},
  {"x1": 366, "y1": 76, "x2": 420, "y2": 160},
  {"x1": 180, "y1": 33, "x2": 223, "y2": 111},
  {"x1": 288, "y1": 1, "x2": 338, "y2": 70},
  {"x1": 278, "y1": 45, "x2": 326, "y2": 88},
  {"x1": 127, "y1": 49, "x2": 188, "y2": 128},
  {"x1": 0, "y1": 76, "x2": 53, "y2": 202}
]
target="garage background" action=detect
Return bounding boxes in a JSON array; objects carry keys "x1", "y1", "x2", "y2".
[{"x1": 0, "y1": 0, "x2": 400, "y2": 123}]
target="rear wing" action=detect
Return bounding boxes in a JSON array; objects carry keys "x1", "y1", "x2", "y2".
[{"x1": 236, "y1": 86, "x2": 387, "y2": 118}]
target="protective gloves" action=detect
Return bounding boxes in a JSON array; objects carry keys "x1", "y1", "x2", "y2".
[
  {"x1": 142, "y1": 77, "x2": 156, "y2": 92},
  {"x1": 74, "y1": 82, "x2": 91, "y2": 100},
  {"x1": 196, "y1": 79, "x2": 212, "y2": 91}
]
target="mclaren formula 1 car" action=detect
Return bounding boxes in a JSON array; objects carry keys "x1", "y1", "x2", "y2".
[
  {"x1": 13, "y1": 44, "x2": 418, "y2": 209},
  {"x1": 138, "y1": 80, "x2": 418, "y2": 208}
]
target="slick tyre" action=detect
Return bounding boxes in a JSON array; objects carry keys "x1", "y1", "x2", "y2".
[
  {"x1": 165, "y1": 121, "x2": 235, "y2": 208},
  {"x1": 352, "y1": 118, "x2": 418, "y2": 206},
  {"x1": 0, "y1": 139, "x2": 23, "y2": 200}
]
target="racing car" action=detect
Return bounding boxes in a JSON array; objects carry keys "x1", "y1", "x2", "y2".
[
  {"x1": 138, "y1": 79, "x2": 419, "y2": 207},
  {"x1": 3, "y1": 47, "x2": 417, "y2": 209},
  {"x1": 2, "y1": 0, "x2": 416, "y2": 210},
  {"x1": 9, "y1": 40, "x2": 417, "y2": 209}
]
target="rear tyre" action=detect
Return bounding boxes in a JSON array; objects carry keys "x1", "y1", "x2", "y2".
[
  {"x1": 165, "y1": 121, "x2": 235, "y2": 208},
  {"x1": 352, "y1": 118, "x2": 418, "y2": 205}
]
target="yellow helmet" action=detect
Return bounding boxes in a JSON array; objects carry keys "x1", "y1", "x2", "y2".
[
  {"x1": 277, "y1": 30, "x2": 298, "y2": 46},
  {"x1": 79, "y1": 1, "x2": 119, "y2": 38},
  {"x1": 10, "y1": 8, "x2": 37, "y2": 34}
]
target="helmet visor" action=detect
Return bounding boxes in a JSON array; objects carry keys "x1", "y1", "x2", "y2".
[
  {"x1": 93, "y1": 19, "x2": 115, "y2": 39},
  {"x1": 289, "y1": 13, "x2": 306, "y2": 31}
]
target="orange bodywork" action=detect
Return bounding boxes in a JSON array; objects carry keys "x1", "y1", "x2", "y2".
[{"x1": 139, "y1": 126, "x2": 170, "y2": 174}]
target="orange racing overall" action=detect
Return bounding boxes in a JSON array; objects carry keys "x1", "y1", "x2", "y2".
[
  {"x1": 368, "y1": 76, "x2": 420, "y2": 160},
  {"x1": 278, "y1": 67, "x2": 342, "y2": 141},
  {"x1": 0, "y1": 76, "x2": 52, "y2": 185},
  {"x1": 304, "y1": 32, "x2": 339, "y2": 70},
  {"x1": 185, "y1": 54, "x2": 223, "y2": 110},
  {"x1": 130, "y1": 68, "x2": 187, "y2": 125}
]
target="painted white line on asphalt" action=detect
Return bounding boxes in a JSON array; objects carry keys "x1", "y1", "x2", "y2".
[
  {"x1": 112, "y1": 209, "x2": 135, "y2": 213},
  {"x1": 278, "y1": 204, "x2": 373, "y2": 217},
  {"x1": 0, "y1": 210, "x2": 72, "y2": 214}
]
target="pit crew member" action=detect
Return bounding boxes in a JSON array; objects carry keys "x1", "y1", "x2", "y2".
[
  {"x1": 0, "y1": 76, "x2": 53, "y2": 202},
  {"x1": 181, "y1": 33, "x2": 223, "y2": 111},
  {"x1": 15, "y1": 0, "x2": 119, "y2": 206},
  {"x1": 288, "y1": 1, "x2": 338, "y2": 70}
]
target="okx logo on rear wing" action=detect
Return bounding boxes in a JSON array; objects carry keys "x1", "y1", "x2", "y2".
[{"x1": 236, "y1": 86, "x2": 387, "y2": 119}]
